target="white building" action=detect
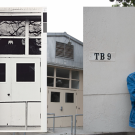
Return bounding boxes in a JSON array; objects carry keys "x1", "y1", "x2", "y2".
[
  {"x1": 83, "y1": 7, "x2": 135, "y2": 133},
  {"x1": 0, "y1": 7, "x2": 47, "y2": 132}
]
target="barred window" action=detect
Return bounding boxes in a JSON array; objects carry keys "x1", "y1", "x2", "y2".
[{"x1": 56, "y1": 42, "x2": 74, "y2": 59}]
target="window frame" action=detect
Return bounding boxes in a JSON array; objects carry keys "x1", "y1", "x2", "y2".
[
  {"x1": 47, "y1": 66, "x2": 80, "y2": 90},
  {"x1": 0, "y1": 19, "x2": 41, "y2": 56}
]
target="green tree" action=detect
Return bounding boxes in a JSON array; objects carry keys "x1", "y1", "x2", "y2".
[{"x1": 109, "y1": 0, "x2": 135, "y2": 7}]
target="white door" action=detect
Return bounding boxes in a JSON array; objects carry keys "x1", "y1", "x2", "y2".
[
  {"x1": 0, "y1": 58, "x2": 11, "y2": 101},
  {"x1": 0, "y1": 58, "x2": 41, "y2": 126},
  {"x1": 11, "y1": 58, "x2": 41, "y2": 101}
]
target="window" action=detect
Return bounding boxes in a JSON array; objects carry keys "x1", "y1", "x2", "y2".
[
  {"x1": 0, "y1": 17, "x2": 41, "y2": 55},
  {"x1": 51, "y1": 92, "x2": 60, "y2": 102},
  {"x1": 29, "y1": 21, "x2": 41, "y2": 55},
  {"x1": 65, "y1": 93, "x2": 74, "y2": 103},
  {"x1": 56, "y1": 78, "x2": 69, "y2": 88},
  {"x1": 71, "y1": 71, "x2": 79, "y2": 89},
  {"x1": 47, "y1": 66, "x2": 80, "y2": 89},
  {"x1": 56, "y1": 68, "x2": 69, "y2": 78},
  {"x1": 47, "y1": 67, "x2": 54, "y2": 87},
  {"x1": 56, "y1": 42, "x2": 74, "y2": 59},
  {"x1": 56, "y1": 68, "x2": 69, "y2": 88},
  {"x1": 16, "y1": 63, "x2": 35, "y2": 82},
  {"x1": 0, "y1": 64, "x2": 6, "y2": 82}
]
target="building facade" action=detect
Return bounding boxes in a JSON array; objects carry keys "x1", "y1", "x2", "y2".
[
  {"x1": 47, "y1": 32, "x2": 83, "y2": 127},
  {"x1": 83, "y1": 7, "x2": 135, "y2": 133},
  {"x1": 0, "y1": 7, "x2": 47, "y2": 132}
]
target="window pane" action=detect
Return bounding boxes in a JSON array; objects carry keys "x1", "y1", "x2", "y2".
[
  {"x1": 0, "y1": 21, "x2": 25, "y2": 36},
  {"x1": 72, "y1": 80, "x2": 79, "y2": 89},
  {"x1": 51, "y1": 92, "x2": 60, "y2": 102},
  {"x1": 56, "y1": 68, "x2": 69, "y2": 78},
  {"x1": 72, "y1": 71, "x2": 79, "y2": 79},
  {"x1": 0, "y1": 38, "x2": 25, "y2": 54},
  {"x1": 29, "y1": 38, "x2": 41, "y2": 55},
  {"x1": 47, "y1": 67, "x2": 54, "y2": 76},
  {"x1": 56, "y1": 79, "x2": 69, "y2": 88},
  {"x1": 0, "y1": 64, "x2": 5, "y2": 82},
  {"x1": 29, "y1": 21, "x2": 41, "y2": 37},
  {"x1": 47, "y1": 78, "x2": 54, "y2": 87},
  {"x1": 17, "y1": 64, "x2": 35, "y2": 82},
  {"x1": 65, "y1": 93, "x2": 74, "y2": 103}
]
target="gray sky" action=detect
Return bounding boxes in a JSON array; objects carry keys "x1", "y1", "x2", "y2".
[{"x1": 2, "y1": 0, "x2": 116, "y2": 42}]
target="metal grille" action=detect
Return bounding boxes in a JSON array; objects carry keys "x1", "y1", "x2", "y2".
[
  {"x1": 56, "y1": 42, "x2": 64, "y2": 57},
  {"x1": 56, "y1": 42, "x2": 74, "y2": 59},
  {"x1": 65, "y1": 44, "x2": 73, "y2": 59}
]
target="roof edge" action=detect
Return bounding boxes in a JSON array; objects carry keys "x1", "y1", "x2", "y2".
[{"x1": 47, "y1": 32, "x2": 83, "y2": 46}]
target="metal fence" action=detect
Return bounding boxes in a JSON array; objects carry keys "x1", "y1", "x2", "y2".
[
  {"x1": 47, "y1": 113, "x2": 55, "y2": 132},
  {"x1": 48, "y1": 115, "x2": 73, "y2": 135}
]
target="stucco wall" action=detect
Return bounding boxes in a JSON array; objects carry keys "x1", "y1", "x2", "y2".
[{"x1": 83, "y1": 7, "x2": 135, "y2": 132}]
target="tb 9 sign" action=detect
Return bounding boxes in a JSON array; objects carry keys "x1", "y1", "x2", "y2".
[{"x1": 89, "y1": 52, "x2": 115, "y2": 61}]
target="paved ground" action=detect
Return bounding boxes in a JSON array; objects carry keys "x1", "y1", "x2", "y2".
[{"x1": 0, "y1": 128, "x2": 134, "y2": 135}]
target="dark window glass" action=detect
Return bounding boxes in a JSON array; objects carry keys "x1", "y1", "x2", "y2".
[
  {"x1": 29, "y1": 21, "x2": 41, "y2": 36},
  {"x1": 0, "y1": 21, "x2": 25, "y2": 36},
  {"x1": 51, "y1": 92, "x2": 60, "y2": 102},
  {"x1": 72, "y1": 80, "x2": 79, "y2": 89},
  {"x1": 65, "y1": 93, "x2": 74, "y2": 103},
  {"x1": 56, "y1": 68, "x2": 69, "y2": 78},
  {"x1": 47, "y1": 78, "x2": 54, "y2": 87},
  {"x1": 0, "y1": 38, "x2": 25, "y2": 54},
  {"x1": 56, "y1": 78, "x2": 69, "y2": 88},
  {"x1": 72, "y1": 71, "x2": 79, "y2": 80},
  {"x1": 29, "y1": 38, "x2": 41, "y2": 55},
  {"x1": 0, "y1": 64, "x2": 5, "y2": 82},
  {"x1": 17, "y1": 63, "x2": 35, "y2": 82},
  {"x1": 47, "y1": 67, "x2": 54, "y2": 76}
]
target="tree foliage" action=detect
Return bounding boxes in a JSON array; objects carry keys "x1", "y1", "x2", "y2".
[{"x1": 109, "y1": 0, "x2": 135, "y2": 7}]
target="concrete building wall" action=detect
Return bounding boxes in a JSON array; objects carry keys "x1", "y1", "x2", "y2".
[{"x1": 83, "y1": 8, "x2": 135, "y2": 132}]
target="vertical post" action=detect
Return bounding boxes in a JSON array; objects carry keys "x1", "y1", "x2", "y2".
[
  {"x1": 71, "y1": 115, "x2": 73, "y2": 135},
  {"x1": 69, "y1": 70, "x2": 71, "y2": 89},
  {"x1": 25, "y1": 101, "x2": 28, "y2": 130},
  {"x1": 54, "y1": 67, "x2": 56, "y2": 87},
  {"x1": 53, "y1": 113, "x2": 55, "y2": 132},
  {"x1": 13, "y1": 133, "x2": 15, "y2": 135},
  {"x1": 25, "y1": 20, "x2": 29, "y2": 55},
  {"x1": 75, "y1": 115, "x2": 76, "y2": 135},
  {"x1": 24, "y1": 133, "x2": 26, "y2": 135}
]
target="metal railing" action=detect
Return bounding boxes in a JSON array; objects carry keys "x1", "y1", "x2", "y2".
[
  {"x1": 74, "y1": 114, "x2": 83, "y2": 135},
  {"x1": 13, "y1": 133, "x2": 26, "y2": 135},
  {"x1": 0, "y1": 101, "x2": 41, "y2": 130},
  {"x1": 48, "y1": 115, "x2": 73, "y2": 135},
  {"x1": 47, "y1": 113, "x2": 55, "y2": 132}
]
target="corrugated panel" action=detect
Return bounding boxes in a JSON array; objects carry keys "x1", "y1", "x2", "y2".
[
  {"x1": 56, "y1": 42, "x2": 64, "y2": 57},
  {"x1": 65, "y1": 44, "x2": 73, "y2": 59}
]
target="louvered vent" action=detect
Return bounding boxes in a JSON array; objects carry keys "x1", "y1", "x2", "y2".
[
  {"x1": 56, "y1": 42, "x2": 74, "y2": 59},
  {"x1": 65, "y1": 44, "x2": 73, "y2": 59},
  {"x1": 56, "y1": 42, "x2": 64, "y2": 57}
]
